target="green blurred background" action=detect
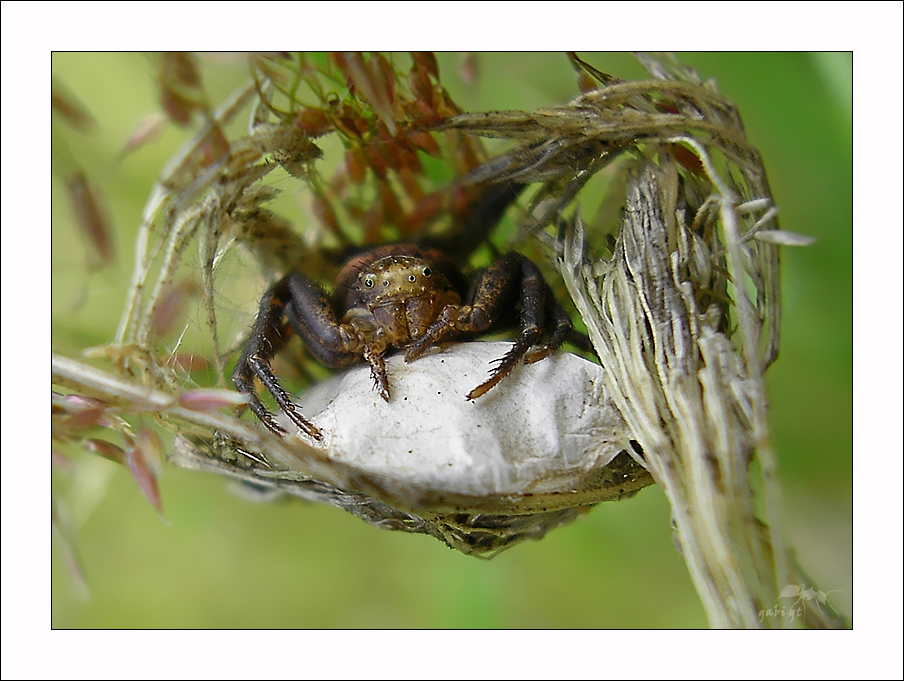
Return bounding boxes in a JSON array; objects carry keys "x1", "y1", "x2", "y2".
[{"x1": 51, "y1": 52, "x2": 852, "y2": 628}]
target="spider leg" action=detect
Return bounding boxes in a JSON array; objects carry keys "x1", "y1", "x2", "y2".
[
  {"x1": 233, "y1": 360, "x2": 290, "y2": 435},
  {"x1": 565, "y1": 327, "x2": 593, "y2": 353},
  {"x1": 404, "y1": 303, "x2": 460, "y2": 363},
  {"x1": 284, "y1": 275, "x2": 394, "y2": 401},
  {"x1": 232, "y1": 276, "x2": 323, "y2": 439},
  {"x1": 522, "y1": 295, "x2": 575, "y2": 365},
  {"x1": 363, "y1": 344, "x2": 391, "y2": 401},
  {"x1": 247, "y1": 354, "x2": 322, "y2": 439},
  {"x1": 461, "y1": 253, "x2": 574, "y2": 400},
  {"x1": 466, "y1": 335, "x2": 538, "y2": 400},
  {"x1": 418, "y1": 182, "x2": 526, "y2": 266},
  {"x1": 406, "y1": 251, "x2": 522, "y2": 365},
  {"x1": 285, "y1": 276, "x2": 362, "y2": 368}
]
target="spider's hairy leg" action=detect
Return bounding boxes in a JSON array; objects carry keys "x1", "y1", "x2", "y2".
[
  {"x1": 462, "y1": 253, "x2": 573, "y2": 400},
  {"x1": 284, "y1": 275, "x2": 364, "y2": 369},
  {"x1": 522, "y1": 295, "x2": 576, "y2": 365},
  {"x1": 403, "y1": 303, "x2": 461, "y2": 364},
  {"x1": 363, "y1": 344, "x2": 391, "y2": 401},
  {"x1": 232, "y1": 276, "x2": 322, "y2": 440},
  {"x1": 247, "y1": 354, "x2": 322, "y2": 440},
  {"x1": 285, "y1": 273, "x2": 393, "y2": 400},
  {"x1": 402, "y1": 253, "x2": 523, "y2": 365}
]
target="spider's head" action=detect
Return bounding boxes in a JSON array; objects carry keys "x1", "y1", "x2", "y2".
[{"x1": 355, "y1": 256, "x2": 438, "y2": 308}]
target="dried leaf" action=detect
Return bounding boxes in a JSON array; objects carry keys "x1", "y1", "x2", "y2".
[
  {"x1": 160, "y1": 83, "x2": 199, "y2": 127},
  {"x1": 66, "y1": 172, "x2": 115, "y2": 267},
  {"x1": 387, "y1": 139, "x2": 422, "y2": 175},
  {"x1": 59, "y1": 407, "x2": 108, "y2": 431},
  {"x1": 331, "y1": 106, "x2": 369, "y2": 139},
  {"x1": 84, "y1": 438, "x2": 127, "y2": 465},
  {"x1": 312, "y1": 195, "x2": 341, "y2": 234},
  {"x1": 364, "y1": 144, "x2": 388, "y2": 179},
  {"x1": 459, "y1": 53, "x2": 479, "y2": 87},
  {"x1": 407, "y1": 62, "x2": 434, "y2": 112},
  {"x1": 567, "y1": 52, "x2": 622, "y2": 88},
  {"x1": 251, "y1": 52, "x2": 293, "y2": 84},
  {"x1": 51, "y1": 80, "x2": 96, "y2": 131},
  {"x1": 342, "y1": 52, "x2": 397, "y2": 136},
  {"x1": 56, "y1": 393, "x2": 100, "y2": 412},
  {"x1": 127, "y1": 444, "x2": 165, "y2": 518},
  {"x1": 576, "y1": 70, "x2": 598, "y2": 94},
  {"x1": 754, "y1": 230, "x2": 817, "y2": 246},
  {"x1": 672, "y1": 142, "x2": 705, "y2": 176},
  {"x1": 329, "y1": 52, "x2": 354, "y2": 91},
  {"x1": 411, "y1": 52, "x2": 438, "y2": 81},
  {"x1": 434, "y1": 89, "x2": 461, "y2": 118},
  {"x1": 54, "y1": 394, "x2": 114, "y2": 431},
  {"x1": 396, "y1": 167, "x2": 424, "y2": 200},
  {"x1": 156, "y1": 53, "x2": 208, "y2": 128},
  {"x1": 178, "y1": 388, "x2": 250, "y2": 412},
  {"x1": 150, "y1": 279, "x2": 200, "y2": 339},
  {"x1": 406, "y1": 130, "x2": 441, "y2": 157},
  {"x1": 295, "y1": 107, "x2": 332, "y2": 136},
  {"x1": 374, "y1": 54, "x2": 397, "y2": 110},
  {"x1": 345, "y1": 148, "x2": 367, "y2": 185},
  {"x1": 136, "y1": 426, "x2": 166, "y2": 472},
  {"x1": 200, "y1": 123, "x2": 231, "y2": 168},
  {"x1": 161, "y1": 52, "x2": 201, "y2": 90},
  {"x1": 121, "y1": 114, "x2": 166, "y2": 156}
]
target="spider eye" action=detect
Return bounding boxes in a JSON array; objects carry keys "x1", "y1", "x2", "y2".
[
  {"x1": 382, "y1": 280, "x2": 389, "y2": 287},
  {"x1": 408, "y1": 274, "x2": 416, "y2": 282},
  {"x1": 364, "y1": 278, "x2": 374, "y2": 288},
  {"x1": 422, "y1": 267, "x2": 432, "y2": 277}
]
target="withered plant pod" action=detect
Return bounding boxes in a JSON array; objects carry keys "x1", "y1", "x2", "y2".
[{"x1": 174, "y1": 343, "x2": 652, "y2": 559}]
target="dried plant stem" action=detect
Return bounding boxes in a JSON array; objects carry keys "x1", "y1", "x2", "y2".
[
  {"x1": 556, "y1": 152, "x2": 836, "y2": 627},
  {"x1": 114, "y1": 84, "x2": 257, "y2": 351},
  {"x1": 52, "y1": 354, "x2": 336, "y2": 482}
]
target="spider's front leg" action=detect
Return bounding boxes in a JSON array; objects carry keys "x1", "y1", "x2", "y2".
[
  {"x1": 233, "y1": 274, "x2": 368, "y2": 439},
  {"x1": 464, "y1": 253, "x2": 576, "y2": 399},
  {"x1": 407, "y1": 253, "x2": 574, "y2": 400},
  {"x1": 232, "y1": 276, "x2": 323, "y2": 439}
]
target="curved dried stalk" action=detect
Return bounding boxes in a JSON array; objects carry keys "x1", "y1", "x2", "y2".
[
  {"x1": 557, "y1": 158, "x2": 776, "y2": 627},
  {"x1": 557, "y1": 156, "x2": 840, "y2": 628}
]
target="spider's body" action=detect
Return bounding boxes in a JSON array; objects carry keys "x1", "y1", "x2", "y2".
[
  {"x1": 334, "y1": 246, "x2": 465, "y2": 353},
  {"x1": 232, "y1": 189, "x2": 585, "y2": 440}
]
